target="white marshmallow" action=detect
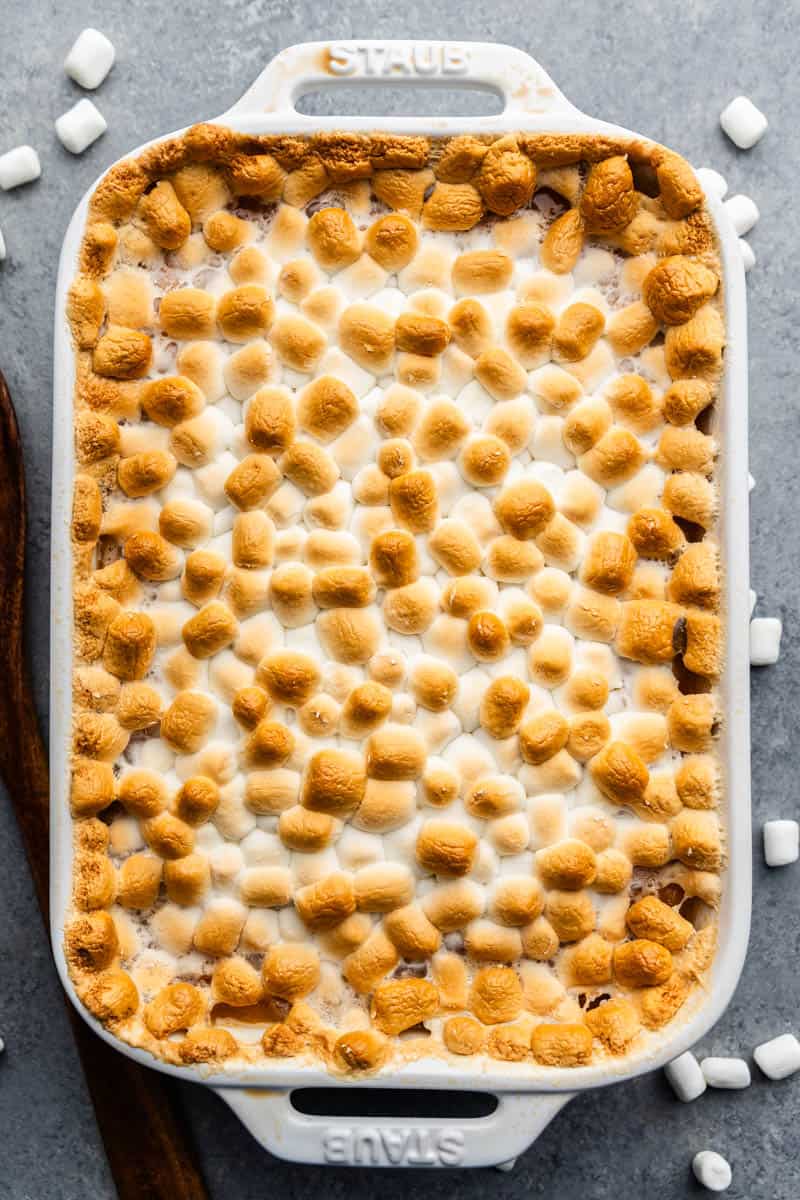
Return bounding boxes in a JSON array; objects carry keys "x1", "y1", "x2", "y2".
[
  {"x1": 753, "y1": 1032, "x2": 800, "y2": 1080},
  {"x1": 724, "y1": 194, "x2": 759, "y2": 236},
  {"x1": 748, "y1": 472, "x2": 755, "y2": 492},
  {"x1": 700, "y1": 1056, "x2": 751, "y2": 1089},
  {"x1": 55, "y1": 99, "x2": 107, "y2": 155},
  {"x1": 739, "y1": 240, "x2": 755, "y2": 272},
  {"x1": 695, "y1": 167, "x2": 728, "y2": 200},
  {"x1": 692, "y1": 1151, "x2": 732, "y2": 1192},
  {"x1": 749, "y1": 588, "x2": 757, "y2": 615},
  {"x1": 763, "y1": 819, "x2": 799, "y2": 867},
  {"x1": 0, "y1": 145, "x2": 41, "y2": 190},
  {"x1": 664, "y1": 1052, "x2": 707, "y2": 1102},
  {"x1": 720, "y1": 96, "x2": 768, "y2": 149},
  {"x1": 64, "y1": 28, "x2": 116, "y2": 89},
  {"x1": 750, "y1": 616, "x2": 782, "y2": 665},
  {"x1": 0, "y1": 227, "x2": 5, "y2": 261}
]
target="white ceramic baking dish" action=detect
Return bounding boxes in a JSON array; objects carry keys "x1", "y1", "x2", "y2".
[{"x1": 50, "y1": 40, "x2": 752, "y2": 1168}]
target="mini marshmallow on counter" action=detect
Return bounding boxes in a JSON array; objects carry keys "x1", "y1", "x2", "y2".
[
  {"x1": 64, "y1": 28, "x2": 115, "y2": 90},
  {"x1": 55, "y1": 99, "x2": 107, "y2": 155},
  {"x1": 724, "y1": 193, "x2": 760, "y2": 236},
  {"x1": 763, "y1": 819, "x2": 799, "y2": 867},
  {"x1": 748, "y1": 472, "x2": 755, "y2": 492},
  {"x1": 665, "y1": 1051, "x2": 707, "y2": 1102},
  {"x1": 696, "y1": 166, "x2": 728, "y2": 200},
  {"x1": 749, "y1": 589, "x2": 757, "y2": 615},
  {"x1": 700, "y1": 1056, "x2": 751, "y2": 1089},
  {"x1": 754, "y1": 1033, "x2": 800, "y2": 1080},
  {"x1": 739, "y1": 240, "x2": 756, "y2": 272},
  {"x1": 0, "y1": 145, "x2": 41, "y2": 190},
  {"x1": 692, "y1": 1151, "x2": 732, "y2": 1192},
  {"x1": 0, "y1": 227, "x2": 6, "y2": 262},
  {"x1": 720, "y1": 96, "x2": 769, "y2": 149},
  {"x1": 750, "y1": 616, "x2": 782, "y2": 665}
]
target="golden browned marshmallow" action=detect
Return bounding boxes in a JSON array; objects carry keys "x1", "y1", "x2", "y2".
[
  {"x1": 75, "y1": 410, "x2": 120, "y2": 465},
  {"x1": 395, "y1": 312, "x2": 451, "y2": 358},
  {"x1": 67, "y1": 276, "x2": 105, "y2": 349},
  {"x1": 117, "y1": 769, "x2": 167, "y2": 819},
  {"x1": 116, "y1": 852, "x2": 162, "y2": 910},
  {"x1": 338, "y1": 303, "x2": 395, "y2": 373},
  {"x1": 141, "y1": 376, "x2": 205, "y2": 428},
  {"x1": 255, "y1": 651, "x2": 317, "y2": 709},
  {"x1": 343, "y1": 928, "x2": 400, "y2": 994},
  {"x1": 681, "y1": 609, "x2": 722, "y2": 678},
  {"x1": 580, "y1": 156, "x2": 638, "y2": 233},
  {"x1": 227, "y1": 151, "x2": 285, "y2": 199},
  {"x1": 650, "y1": 150, "x2": 701, "y2": 219},
  {"x1": 662, "y1": 472, "x2": 716, "y2": 530},
  {"x1": 217, "y1": 285, "x2": 274, "y2": 343},
  {"x1": 416, "y1": 820, "x2": 478, "y2": 877},
  {"x1": 231, "y1": 686, "x2": 271, "y2": 731},
  {"x1": 667, "y1": 543, "x2": 720, "y2": 612},
  {"x1": 159, "y1": 288, "x2": 216, "y2": 340},
  {"x1": 627, "y1": 507, "x2": 685, "y2": 561},
  {"x1": 567, "y1": 711, "x2": 611, "y2": 762},
  {"x1": 404, "y1": 659, "x2": 454, "y2": 715},
  {"x1": 161, "y1": 690, "x2": 216, "y2": 754},
  {"x1": 605, "y1": 375, "x2": 661, "y2": 435},
  {"x1": 494, "y1": 478, "x2": 555, "y2": 541},
  {"x1": 182, "y1": 549, "x2": 226, "y2": 606},
  {"x1": 545, "y1": 888, "x2": 596, "y2": 942},
  {"x1": 271, "y1": 313, "x2": 327, "y2": 373},
  {"x1": 366, "y1": 724, "x2": 426, "y2": 781},
  {"x1": 489, "y1": 877, "x2": 544, "y2": 928},
  {"x1": 374, "y1": 384, "x2": 421, "y2": 438},
  {"x1": 335, "y1": 682, "x2": 388, "y2": 738},
  {"x1": 671, "y1": 811, "x2": 724, "y2": 868},
  {"x1": 479, "y1": 676, "x2": 530, "y2": 740},
  {"x1": 116, "y1": 681, "x2": 162, "y2": 730},
  {"x1": 91, "y1": 325, "x2": 152, "y2": 381},
  {"x1": 664, "y1": 305, "x2": 725, "y2": 381},
  {"x1": 562, "y1": 397, "x2": 611, "y2": 457},
  {"x1": 143, "y1": 810, "x2": 195, "y2": 860},
  {"x1": 530, "y1": 1022, "x2": 592, "y2": 1067},
  {"x1": 383, "y1": 904, "x2": 442, "y2": 960},
  {"x1": 65, "y1": 910, "x2": 119, "y2": 973},
  {"x1": 452, "y1": 249, "x2": 513, "y2": 295},
  {"x1": 412, "y1": 403, "x2": 470, "y2": 465},
  {"x1": 535, "y1": 813, "x2": 597, "y2": 874},
  {"x1": 643, "y1": 255, "x2": 718, "y2": 326},
  {"x1": 675, "y1": 755, "x2": 718, "y2": 810},
  {"x1": 229, "y1": 244, "x2": 270, "y2": 285},
  {"x1": 656, "y1": 426, "x2": 715, "y2": 476},
  {"x1": 117, "y1": 449, "x2": 176, "y2": 498},
  {"x1": 243, "y1": 719, "x2": 295, "y2": 768},
  {"x1": 72, "y1": 475, "x2": 102, "y2": 545},
  {"x1": 81, "y1": 970, "x2": 139, "y2": 1024},
  {"x1": 276, "y1": 258, "x2": 318, "y2": 304},
  {"x1": 265, "y1": 563, "x2": 313, "y2": 628},
  {"x1": 316, "y1": 607, "x2": 380, "y2": 664},
  {"x1": 280, "y1": 440, "x2": 338, "y2": 497},
  {"x1": 590, "y1": 740, "x2": 649, "y2": 805},
  {"x1": 307, "y1": 207, "x2": 361, "y2": 271},
  {"x1": 175, "y1": 775, "x2": 220, "y2": 825},
  {"x1": 476, "y1": 136, "x2": 535, "y2": 215},
  {"x1": 123, "y1": 530, "x2": 182, "y2": 583},
  {"x1": 465, "y1": 920, "x2": 523, "y2": 964},
  {"x1": 475, "y1": 347, "x2": 527, "y2": 400},
  {"x1": 469, "y1": 966, "x2": 522, "y2": 1024},
  {"x1": 297, "y1": 747, "x2": 364, "y2": 817},
  {"x1": 276, "y1": 805, "x2": 334, "y2": 852},
  {"x1": 368, "y1": 530, "x2": 417, "y2": 591},
  {"x1": 144, "y1": 982, "x2": 204, "y2": 1038},
  {"x1": 71, "y1": 757, "x2": 116, "y2": 817},
  {"x1": 483, "y1": 536, "x2": 540, "y2": 585},
  {"x1": 504, "y1": 303, "x2": 555, "y2": 370},
  {"x1": 579, "y1": 426, "x2": 646, "y2": 488},
  {"x1": 79, "y1": 221, "x2": 117, "y2": 276},
  {"x1": 448, "y1": 298, "x2": 492, "y2": 358},
  {"x1": 295, "y1": 872, "x2": 356, "y2": 931},
  {"x1": 626, "y1": 895, "x2": 693, "y2": 952},
  {"x1": 388, "y1": 470, "x2": 438, "y2": 533},
  {"x1": 332, "y1": 1029, "x2": 388, "y2": 1073},
  {"x1": 211, "y1": 957, "x2": 263, "y2": 1008},
  {"x1": 361, "y1": 214, "x2": 416, "y2": 273},
  {"x1": 464, "y1": 610, "x2": 508, "y2": 663},
  {"x1": 457, "y1": 438, "x2": 510, "y2": 493},
  {"x1": 613, "y1": 939, "x2": 673, "y2": 988},
  {"x1": 203, "y1": 210, "x2": 251, "y2": 253},
  {"x1": 606, "y1": 301, "x2": 660, "y2": 357},
  {"x1": 422, "y1": 182, "x2": 484, "y2": 232},
  {"x1": 230, "y1": 511, "x2": 273, "y2": 570},
  {"x1": 371, "y1": 978, "x2": 439, "y2": 1036},
  {"x1": 263, "y1": 942, "x2": 320, "y2": 1000},
  {"x1": 182, "y1": 601, "x2": 237, "y2": 659},
  {"x1": 518, "y1": 709, "x2": 568, "y2": 765},
  {"x1": 436, "y1": 135, "x2": 487, "y2": 182},
  {"x1": 539, "y1": 206, "x2": 585, "y2": 274},
  {"x1": 297, "y1": 375, "x2": 358, "y2": 443},
  {"x1": 102, "y1": 611, "x2": 156, "y2": 681},
  {"x1": 245, "y1": 385, "x2": 296, "y2": 454},
  {"x1": 662, "y1": 378, "x2": 713, "y2": 426},
  {"x1": 443, "y1": 1016, "x2": 486, "y2": 1056},
  {"x1": 137, "y1": 180, "x2": 191, "y2": 249},
  {"x1": 552, "y1": 302, "x2": 605, "y2": 363},
  {"x1": 615, "y1": 599, "x2": 684, "y2": 666},
  {"x1": 580, "y1": 531, "x2": 637, "y2": 596}
]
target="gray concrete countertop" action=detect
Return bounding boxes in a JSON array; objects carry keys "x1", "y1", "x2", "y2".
[{"x1": 1, "y1": 1, "x2": 797, "y2": 1195}]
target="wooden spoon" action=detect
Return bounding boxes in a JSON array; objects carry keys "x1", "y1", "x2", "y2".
[{"x1": 0, "y1": 369, "x2": 210, "y2": 1200}]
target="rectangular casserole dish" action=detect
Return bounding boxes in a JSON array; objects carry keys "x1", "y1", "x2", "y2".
[{"x1": 51, "y1": 40, "x2": 751, "y2": 1167}]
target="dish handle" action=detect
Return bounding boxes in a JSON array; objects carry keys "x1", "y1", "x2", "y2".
[
  {"x1": 221, "y1": 40, "x2": 577, "y2": 121},
  {"x1": 216, "y1": 1085, "x2": 573, "y2": 1168}
]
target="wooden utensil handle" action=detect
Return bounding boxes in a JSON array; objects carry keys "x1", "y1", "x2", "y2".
[{"x1": 0, "y1": 371, "x2": 210, "y2": 1200}]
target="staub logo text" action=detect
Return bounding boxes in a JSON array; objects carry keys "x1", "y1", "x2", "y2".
[
  {"x1": 322, "y1": 1125, "x2": 465, "y2": 1166},
  {"x1": 327, "y1": 43, "x2": 471, "y2": 78}
]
